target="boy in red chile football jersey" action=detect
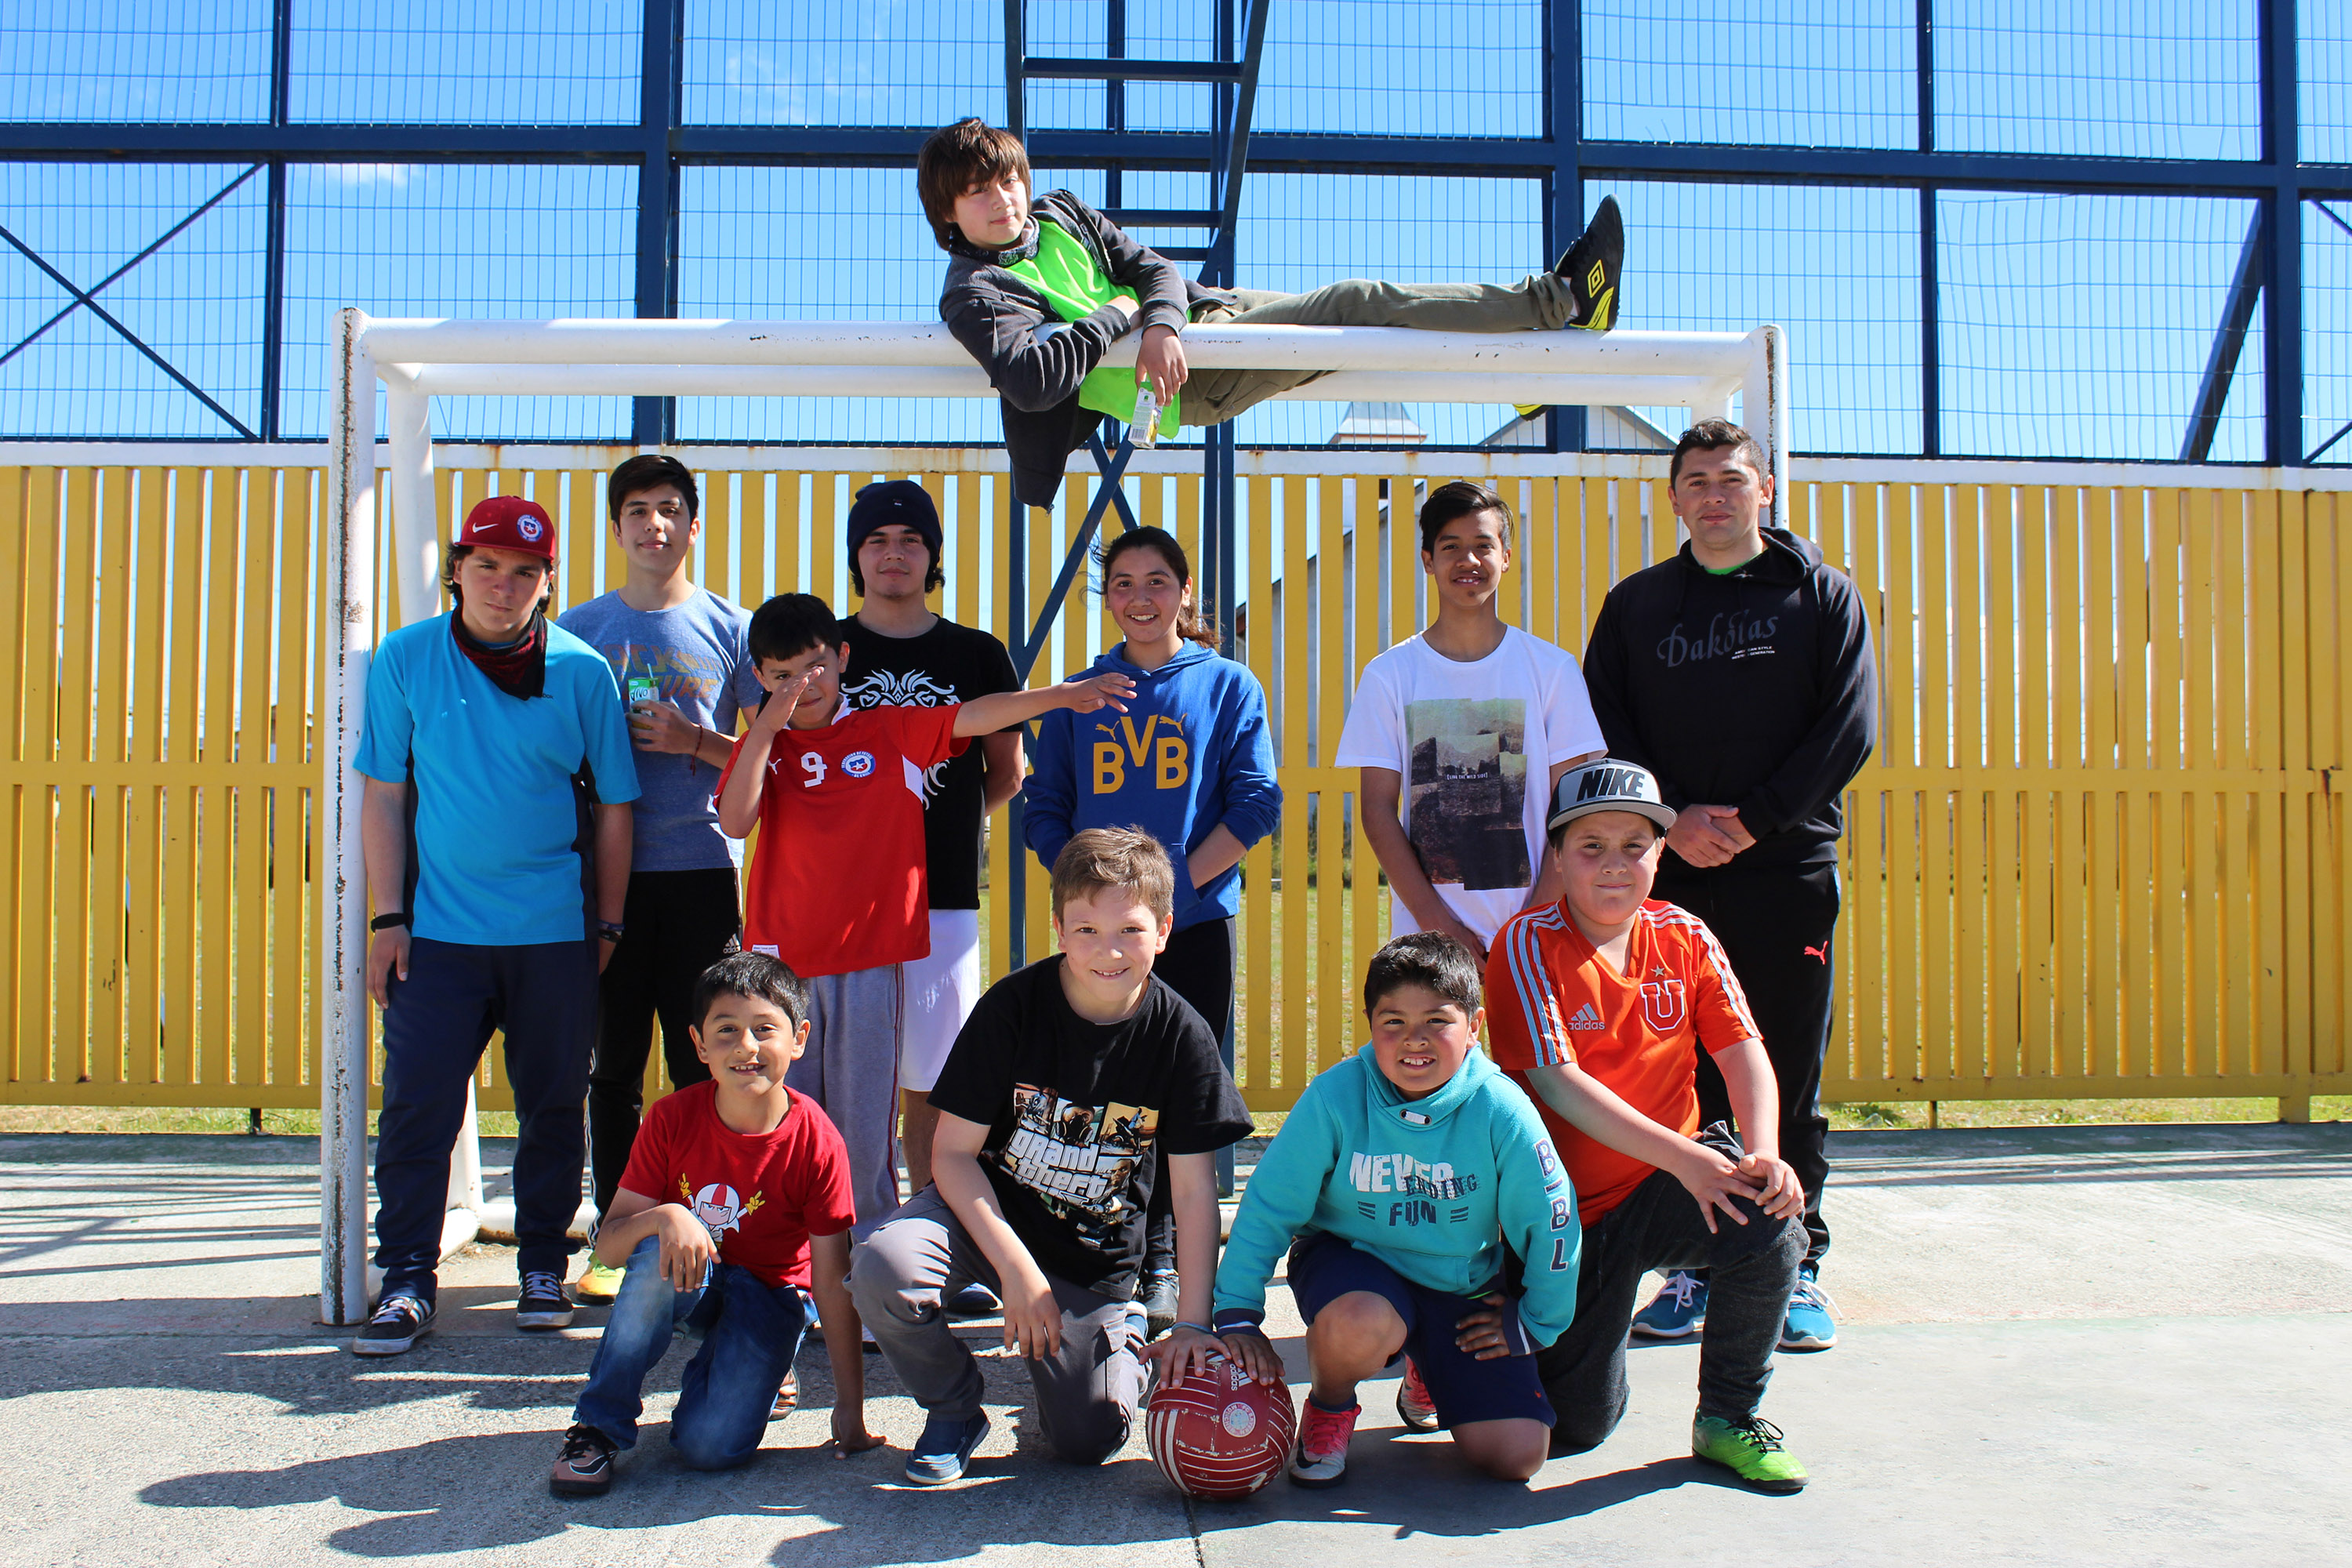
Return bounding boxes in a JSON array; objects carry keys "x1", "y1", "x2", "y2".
[
  {"x1": 547, "y1": 952, "x2": 878, "y2": 1497},
  {"x1": 1483, "y1": 757, "x2": 1809, "y2": 1493},
  {"x1": 716, "y1": 593, "x2": 1134, "y2": 1236}
]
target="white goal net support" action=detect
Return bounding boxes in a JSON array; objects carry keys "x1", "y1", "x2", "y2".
[{"x1": 318, "y1": 308, "x2": 1791, "y2": 1323}]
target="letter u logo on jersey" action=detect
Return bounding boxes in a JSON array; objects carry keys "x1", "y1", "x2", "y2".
[{"x1": 1640, "y1": 978, "x2": 1686, "y2": 1031}]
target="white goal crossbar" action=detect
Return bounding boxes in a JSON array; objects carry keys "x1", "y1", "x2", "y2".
[{"x1": 318, "y1": 309, "x2": 1791, "y2": 1323}]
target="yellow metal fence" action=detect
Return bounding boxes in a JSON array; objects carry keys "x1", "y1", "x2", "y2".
[{"x1": 1, "y1": 453, "x2": 2343, "y2": 1112}]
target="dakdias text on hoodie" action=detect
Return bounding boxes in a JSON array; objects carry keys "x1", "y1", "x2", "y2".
[
  {"x1": 1023, "y1": 639, "x2": 1281, "y2": 931},
  {"x1": 1582, "y1": 527, "x2": 1877, "y2": 870},
  {"x1": 1210, "y1": 1044, "x2": 1581, "y2": 1352}
]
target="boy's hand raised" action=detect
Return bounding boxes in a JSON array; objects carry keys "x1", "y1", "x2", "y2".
[
  {"x1": 1057, "y1": 670, "x2": 1136, "y2": 715},
  {"x1": 748, "y1": 670, "x2": 813, "y2": 738}
]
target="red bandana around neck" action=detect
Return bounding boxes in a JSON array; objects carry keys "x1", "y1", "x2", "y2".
[{"x1": 451, "y1": 608, "x2": 549, "y2": 699}]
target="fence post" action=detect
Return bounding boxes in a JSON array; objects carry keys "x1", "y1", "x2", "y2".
[
  {"x1": 382, "y1": 382, "x2": 439, "y2": 622},
  {"x1": 320, "y1": 309, "x2": 376, "y2": 1326},
  {"x1": 1748, "y1": 323, "x2": 1795, "y2": 533}
]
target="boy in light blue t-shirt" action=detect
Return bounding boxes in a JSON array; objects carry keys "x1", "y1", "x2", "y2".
[
  {"x1": 352, "y1": 495, "x2": 640, "y2": 1356},
  {"x1": 1211, "y1": 932, "x2": 1580, "y2": 1489},
  {"x1": 556, "y1": 455, "x2": 765, "y2": 1301}
]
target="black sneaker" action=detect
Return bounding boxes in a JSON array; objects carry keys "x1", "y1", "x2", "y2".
[
  {"x1": 353, "y1": 1291, "x2": 434, "y2": 1357},
  {"x1": 1137, "y1": 1271, "x2": 1181, "y2": 1341},
  {"x1": 1552, "y1": 194, "x2": 1623, "y2": 332},
  {"x1": 517, "y1": 1269, "x2": 575, "y2": 1330},
  {"x1": 549, "y1": 1423, "x2": 617, "y2": 1497}
]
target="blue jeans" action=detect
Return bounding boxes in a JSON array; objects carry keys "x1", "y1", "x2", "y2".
[{"x1": 572, "y1": 1236, "x2": 810, "y2": 1469}]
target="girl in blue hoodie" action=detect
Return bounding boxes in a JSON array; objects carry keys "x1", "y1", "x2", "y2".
[
  {"x1": 1025, "y1": 526, "x2": 1281, "y2": 1321},
  {"x1": 1210, "y1": 933, "x2": 1579, "y2": 1488}
]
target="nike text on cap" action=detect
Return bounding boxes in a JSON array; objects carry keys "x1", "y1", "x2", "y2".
[
  {"x1": 1546, "y1": 757, "x2": 1677, "y2": 834},
  {"x1": 457, "y1": 495, "x2": 557, "y2": 561}
]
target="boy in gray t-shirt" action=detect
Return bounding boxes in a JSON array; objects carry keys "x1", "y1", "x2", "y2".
[{"x1": 556, "y1": 455, "x2": 764, "y2": 1303}]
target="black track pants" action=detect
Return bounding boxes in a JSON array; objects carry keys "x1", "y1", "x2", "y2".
[
  {"x1": 1653, "y1": 860, "x2": 1840, "y2": 1263},
  {"x1": 1136, "y1": 916, "x2": 1236, "y2": 1278},
  {"x1": 586, "y1": 867, "x2": 743, "y2": 1218}
]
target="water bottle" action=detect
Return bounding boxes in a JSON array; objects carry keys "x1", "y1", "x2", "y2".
[{"x1": 1131, "y1": 381, "x2": 1162, "y2": 449}]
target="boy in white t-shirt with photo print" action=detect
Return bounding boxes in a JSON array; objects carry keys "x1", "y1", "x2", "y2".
[{"x1": 1334, "y1": 481, "x2": 1606, "y2": 960}]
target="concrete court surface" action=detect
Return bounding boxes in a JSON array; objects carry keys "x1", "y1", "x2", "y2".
[{"x1": 2, "y1": 1123, "x2": 2348, "y2": 1567}]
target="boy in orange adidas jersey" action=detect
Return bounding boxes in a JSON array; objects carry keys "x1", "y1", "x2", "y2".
[{"x1": 1481, "y1": 758, "x2": 1809, "y2": 1492}]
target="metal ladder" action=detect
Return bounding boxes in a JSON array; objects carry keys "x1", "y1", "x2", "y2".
[{"x1": 999, "y1": 0, "x2": 1272, "y2": 688}]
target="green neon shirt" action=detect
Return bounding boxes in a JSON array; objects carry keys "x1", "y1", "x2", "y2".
[{"x1": 1003, "y1": 221, "x2": 1181, "y2": 436}]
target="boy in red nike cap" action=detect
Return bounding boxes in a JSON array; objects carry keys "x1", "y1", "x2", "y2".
[{"x1": 351, "y1": 494, "x2": 641, "y2": 1356}]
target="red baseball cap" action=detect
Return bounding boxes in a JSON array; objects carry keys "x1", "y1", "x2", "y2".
[{"x1": 457, "y1": 495, "x2": 557, "y2": 561}]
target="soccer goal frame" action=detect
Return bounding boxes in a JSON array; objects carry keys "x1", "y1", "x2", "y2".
[{"x1": 318, "y1": 308, "x2": 1791, "y2": 1324}]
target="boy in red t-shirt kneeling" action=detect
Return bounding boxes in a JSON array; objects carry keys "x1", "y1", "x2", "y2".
[
  {"x1": 549, "y1": 953, "x2": 880, "y2": 1496},
  {"x1": 1483, "y1": 760, "x2": 1809, "y2": 1493}
]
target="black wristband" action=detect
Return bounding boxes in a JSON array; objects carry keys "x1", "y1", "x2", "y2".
[
  {"x1": 596, "y1": 920, "x2": 626, "y2": 943},
  {"x1": 369, "y1": 912, "x2": 408, "y2": 932}
]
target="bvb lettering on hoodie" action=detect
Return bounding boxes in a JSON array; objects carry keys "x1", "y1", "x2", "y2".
[{"x1": 1025, "y1": 640, "x2": 1281, "y2": 930}]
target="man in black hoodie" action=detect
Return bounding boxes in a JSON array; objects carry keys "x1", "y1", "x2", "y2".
[
  {"x1": 1580, "y1": 419, "x2": 1875, "y2": 1354},
  {"x1": 916, "y1": 118, "x2": 1624, "y2": 509}
]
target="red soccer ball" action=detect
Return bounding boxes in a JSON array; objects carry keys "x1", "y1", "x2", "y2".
[{"x1": 1145, "y1": 1352, "x2": 1296, "y2": 1501}]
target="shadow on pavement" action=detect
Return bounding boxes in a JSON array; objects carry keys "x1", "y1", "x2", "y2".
[{"x1": 1184, "y1": 1434, "x2": 1755, "y2": 1544}]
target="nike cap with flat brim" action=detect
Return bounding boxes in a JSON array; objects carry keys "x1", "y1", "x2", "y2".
[{"x1": 1547, "y1": 758, "x2": 1677, "y2": 834}]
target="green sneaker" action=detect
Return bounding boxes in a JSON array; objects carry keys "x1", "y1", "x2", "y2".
[
  {"x1": 575, "y1": 1261, "x2": 625, "y2": 1305},
  {"x1": 1692, "y1": 1414, "x2": 1809, "y2": 1494}
]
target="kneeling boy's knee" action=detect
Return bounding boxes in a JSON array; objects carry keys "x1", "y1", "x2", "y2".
[
  {"x1": 670, "y1": 1425, "x2": 757, "y2": 1472},
  {"x1": 1046, "y1": 1408, "x2": 1131, "y2": 1468},
  {"x1": 1544, "y1": 1396, "x2": 1624, "y2": 1456},
  {"x1": 846, "y1": 1247, "x2": 889, "y2": 1313},
  {"x1": 1314, "y1": 1290, "x2": 1401, "y2": 1345}
]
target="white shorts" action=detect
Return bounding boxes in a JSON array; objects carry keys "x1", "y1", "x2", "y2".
[{"x1": 899, "y1": 908, "x2": 982, "y2": 1093}]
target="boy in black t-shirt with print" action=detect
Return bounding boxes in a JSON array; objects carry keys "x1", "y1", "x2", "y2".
[{"x1": 851, "y1": 826, "x2": 1252, "y2": 1486}]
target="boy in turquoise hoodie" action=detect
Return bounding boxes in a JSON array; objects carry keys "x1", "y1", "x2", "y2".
[{"x1": 1212, "y1": 932, "x2": 1579, "y2": 1487}]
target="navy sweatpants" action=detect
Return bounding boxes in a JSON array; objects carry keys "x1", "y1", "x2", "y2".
[{"x1": 374, "y1": 936, "x2": 600, "y2": 1301}]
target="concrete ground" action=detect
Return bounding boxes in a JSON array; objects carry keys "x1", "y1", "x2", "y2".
[{"x1": 2, "y1": 1122, "x2": 2348, "y2": 1567}]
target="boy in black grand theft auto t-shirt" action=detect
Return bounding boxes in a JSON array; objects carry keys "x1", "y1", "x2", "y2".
[{"x1": 851, "y1": 826, "x2": 1251, "y2": 1486}]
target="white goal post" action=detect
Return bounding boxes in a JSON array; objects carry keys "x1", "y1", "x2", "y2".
[{"x1": 319, "y1": 309, "x2": 1791, "y2": 1324}]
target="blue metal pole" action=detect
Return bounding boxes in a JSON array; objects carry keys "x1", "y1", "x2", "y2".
[
  {"x1": 2259, "y1": 0, "x2": 2303, "y2": 464},
  {"x1": 633, "y1": 0, "x2": 683, "y2": 447}
]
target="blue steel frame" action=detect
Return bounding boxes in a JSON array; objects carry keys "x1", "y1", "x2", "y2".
[{"x1": 1, "y1": 0, "x2": 2347, "y2": 460}]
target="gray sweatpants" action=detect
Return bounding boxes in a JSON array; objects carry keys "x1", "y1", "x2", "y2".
[
  {"x1": 851, "y1": 1186, "x2": 1146, "y2": 1466},
  {"x1": 1181, "y1": 274, "x2": 1582, "y2": 427},
  {"x1": 786, "y1": 964, "x2": 902, "y2": 1239}
]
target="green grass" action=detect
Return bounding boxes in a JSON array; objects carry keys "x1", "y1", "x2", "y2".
[
  {"x1": 1827, "y1": 1096, "x2": 2350, "y2": 1131},
  {"x1": 0, "y1": 1105, "x2": 523, "y2": 1137},
  {"x1": 3, "y1": 1098, "x2": 2339, "y2": 1141}
]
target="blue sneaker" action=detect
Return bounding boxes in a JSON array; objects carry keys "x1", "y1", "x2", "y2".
[
  {"x1": 903, "y1": 1411, "x2": 991, "y2": 1485},
  {"x1": 1780, "y1": 1265, "x2": 1838, "y2": 1352},
  {"x1": 944, "y1": 1282, "x2": 1001, "y2": 1318},
  {"x1": 1630, "y1": 1270, "x2": 1707, "y2": 1339}
]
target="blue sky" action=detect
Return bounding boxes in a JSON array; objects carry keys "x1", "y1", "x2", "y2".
[{"x1": 0, "y1": 0, "x2": 2345, "y2": 459}]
